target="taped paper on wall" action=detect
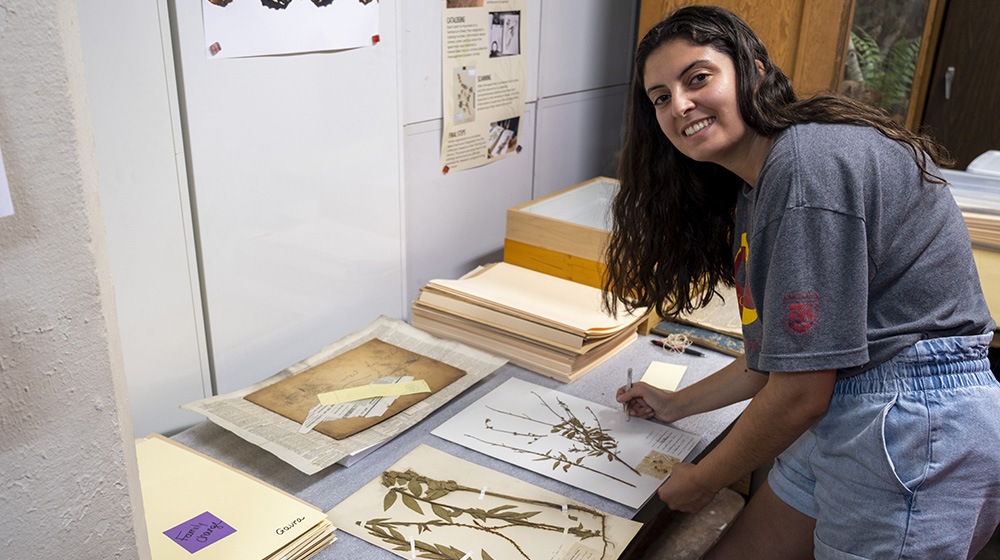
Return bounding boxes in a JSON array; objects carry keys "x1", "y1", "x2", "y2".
[
  {"x1": 440, "y1": 0, "x2": 527, "y2": 172},
  {"x1": 202, "y1": 0, "x2": 379, "y2": 59},
  {"x1": 0, "y1": 144, "x2": 12, "y2": 218}
]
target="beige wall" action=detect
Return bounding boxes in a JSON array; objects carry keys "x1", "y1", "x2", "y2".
[
  {"x1": 973, "y1": 248, "x2": 1000, "y2": 329},
  {"x1": 0, "y1": 0, "x2": 148, "y2": 557}
]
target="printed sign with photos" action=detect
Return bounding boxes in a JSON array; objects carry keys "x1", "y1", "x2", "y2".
[{"x1": 440, "y1": 0, "x2": 527, "y2": 173}]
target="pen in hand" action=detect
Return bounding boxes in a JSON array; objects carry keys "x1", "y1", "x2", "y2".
[{"x1": 624, "y1": 367, "x2": 632, "y2": 422}]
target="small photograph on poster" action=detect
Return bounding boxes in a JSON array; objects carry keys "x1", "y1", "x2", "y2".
[
  {"x1": 489, "y1": 11, "x2": 520, "y2": 57},
  {"x1": 446, "y1": 0, "x2": 484, "y2": 7},
  {"x1": 487, "y1": 117, "x2": 519, "y2": 159},
  {"x1": 453, "y1": 66, "x2": 476, "y2": 124}
]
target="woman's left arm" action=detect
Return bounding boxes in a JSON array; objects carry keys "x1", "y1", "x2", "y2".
[{"x1": 656, "y1": 369, "x2": 837, "y2": 512}]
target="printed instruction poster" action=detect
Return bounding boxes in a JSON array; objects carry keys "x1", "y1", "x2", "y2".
[
  {"x1": 441, "y1": 0, "x2": 527, "y2": 173},
  {"x1": 202, "y1": 0, "x2": 379, "y2": 59},
  {"x1": 0, "y1": 144, "x2": 12, "y2": 218}
]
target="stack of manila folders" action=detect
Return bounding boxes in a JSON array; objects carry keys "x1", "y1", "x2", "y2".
[
  {"x1": 411, "y1": 262, "x2": 648, "y2": 383},
  {"x1": 135, "y1": 434, "x2": 335, "y2": 560}
]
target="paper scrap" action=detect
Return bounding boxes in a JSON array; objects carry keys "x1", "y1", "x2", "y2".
[
  {"x1": 299, "y1": 376, "x2": 411, "y2": 433},
  {"x1": 318, "y1": 379, "x2": 431, "y2": 405},
  {"x1": 641, "y1": 362, "x2": 686, "y2": 392},
  {"x1": 0, "y1": 143, "x2": 12, "y2": 218}
]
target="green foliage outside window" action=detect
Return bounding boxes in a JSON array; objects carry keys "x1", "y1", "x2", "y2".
[
  {"x1": 841, "y1": 0, "x2": 930, "y2": 123},
  {"x1": 849, "y1": 27, "x2": 921, "y2": 109}
]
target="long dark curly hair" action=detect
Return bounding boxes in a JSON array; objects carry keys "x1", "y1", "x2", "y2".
[{"x1": 602, "y1": 5, "x2": 951, "y2": 319}]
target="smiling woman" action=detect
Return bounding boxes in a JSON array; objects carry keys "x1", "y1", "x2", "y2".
[
  {"x1": 605, "y1": 6, "x2": 1000, "y2": 560},
  {"x1": 642, "y1": 40, "x2": 771, "y2": 184}
]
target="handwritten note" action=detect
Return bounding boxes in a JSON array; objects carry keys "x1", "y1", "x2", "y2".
[
  {"x1": 0, "y1": 143, "x2": 12, "y2": 218},
  {"x1": 164, "y1": 511, "x2": 236, "y2": 553},
  {"x1": 317, "y1": 379, "x2": 431, "y2": 405}
]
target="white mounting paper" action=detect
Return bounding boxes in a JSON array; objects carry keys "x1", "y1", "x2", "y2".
[{"x1": 432, "y1": 377, "x2": 701, "y2": 509}]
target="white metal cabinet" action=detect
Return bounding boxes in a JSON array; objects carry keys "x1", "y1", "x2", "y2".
[
  {"x1": 402, "y1": 105, "x2": 537, "y2": 310},
  {"x1": 533, "y1": 86, "x2": 629, "y2": 198},
  {"x1": 171, "y1": 0, "x2": 405, "y2": 394},
  {"x1": 77, "y1": 0, "x2": 210, "y2": 436}
]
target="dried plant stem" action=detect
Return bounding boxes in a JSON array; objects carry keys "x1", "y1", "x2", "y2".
[
  {"x1": 373, "y1": 470, "x2": 616, "y2": 559},
  {"x1": 464, "y1": 434, "x2": 636, "y2": 487},
  {"x1": 385, "y1": 470, "x2": 612, "y2": 519},
  {"x1": 366, "y1": 517, "x2": 531, "y2": 560},
  {"x1": 485, "y1": 392, "x2": 642, "y2": 477}
]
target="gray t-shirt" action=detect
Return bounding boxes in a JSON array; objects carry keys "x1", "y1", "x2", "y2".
[{"x1": 734, "y1": 123, "x2": 993, "y2": 376}]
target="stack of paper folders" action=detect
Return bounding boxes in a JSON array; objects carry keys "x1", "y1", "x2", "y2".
[
  {"x1": 411, "y1": 262, "x2": 648, "y2": 382},
  {"x1": 944, "y1": 168, "x2": 1000, "y2": 250},
  {"x1": 136, "y1": 434, "x2": 335, "y2": 560}
]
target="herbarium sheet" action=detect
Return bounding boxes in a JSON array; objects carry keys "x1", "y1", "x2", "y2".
[
  {"x1": 431, "y1": 377, "x2": 700, "y2": 508},
  {"x1": 181, "y1": 316, "x2": 506, "y2": 474},
  {"x1": 328, "y1": 444, "x2": 641, "y2": 560}
]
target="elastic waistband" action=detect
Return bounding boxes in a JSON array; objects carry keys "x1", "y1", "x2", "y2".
[{"x1": 834, "y1": 333, "x2": 997, "y2": 395}]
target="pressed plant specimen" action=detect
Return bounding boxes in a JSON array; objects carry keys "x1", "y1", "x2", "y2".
[
  {"x1": 464, "y1": 391, "x2": 641, "y2": 487},
  {"x1": 357, "y1": 468, "x2": 615, "y2": 560}
]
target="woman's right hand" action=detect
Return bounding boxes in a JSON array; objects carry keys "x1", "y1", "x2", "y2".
[{"x1": 616, "y1": 381, "x2": 685, "y2": 424}]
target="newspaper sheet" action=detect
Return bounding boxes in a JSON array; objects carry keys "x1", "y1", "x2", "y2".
[{"x1": 181, "y1": 316, "x2": 507, "y2": 474}]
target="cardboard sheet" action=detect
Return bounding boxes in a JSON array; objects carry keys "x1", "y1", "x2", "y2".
[{"x1": 245, "y1": 338, "x2": 465, "y2": 440}]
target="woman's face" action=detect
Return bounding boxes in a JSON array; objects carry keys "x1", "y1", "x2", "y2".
[{"x1": 643, "y1": 39, "x2": 758, "y2": 173}]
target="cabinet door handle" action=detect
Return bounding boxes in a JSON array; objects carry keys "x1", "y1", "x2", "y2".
[{"x1": 945, "y1": 66, "x2": 955, "y2": 100}]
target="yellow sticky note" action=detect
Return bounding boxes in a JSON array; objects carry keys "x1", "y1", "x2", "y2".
[
  {"x1": 317, "y1": 379, "x2": 431, "y2": 405},
  {"x1": 641, "y1": 362, "x2": 686, "y2": 392}
]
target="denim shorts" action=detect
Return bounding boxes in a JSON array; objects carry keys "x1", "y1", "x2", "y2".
[{"x1": 768, "y1": 333, "x2": 1000, "y2": 559}]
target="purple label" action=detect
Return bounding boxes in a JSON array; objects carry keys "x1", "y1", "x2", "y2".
[{"x1": 164, "y1": 511, "x2": 236, "y2": 554}]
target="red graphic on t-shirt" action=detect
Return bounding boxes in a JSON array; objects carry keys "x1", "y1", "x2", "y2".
[{"x1": 784, "y1": 293, "x2": 819, "y2": 335}]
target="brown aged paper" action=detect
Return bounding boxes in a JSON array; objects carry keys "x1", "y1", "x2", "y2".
[{"x1": 245, "y1": 338, "x2": 465, "y2": 440}]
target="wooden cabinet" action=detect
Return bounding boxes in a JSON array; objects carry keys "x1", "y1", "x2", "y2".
[
  {"x1": 638, "y1": 0, "x2": 855, "y2": 97},
  {"x1": 920, "y1": 0, "x2": 1000, "y2": 169}
]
